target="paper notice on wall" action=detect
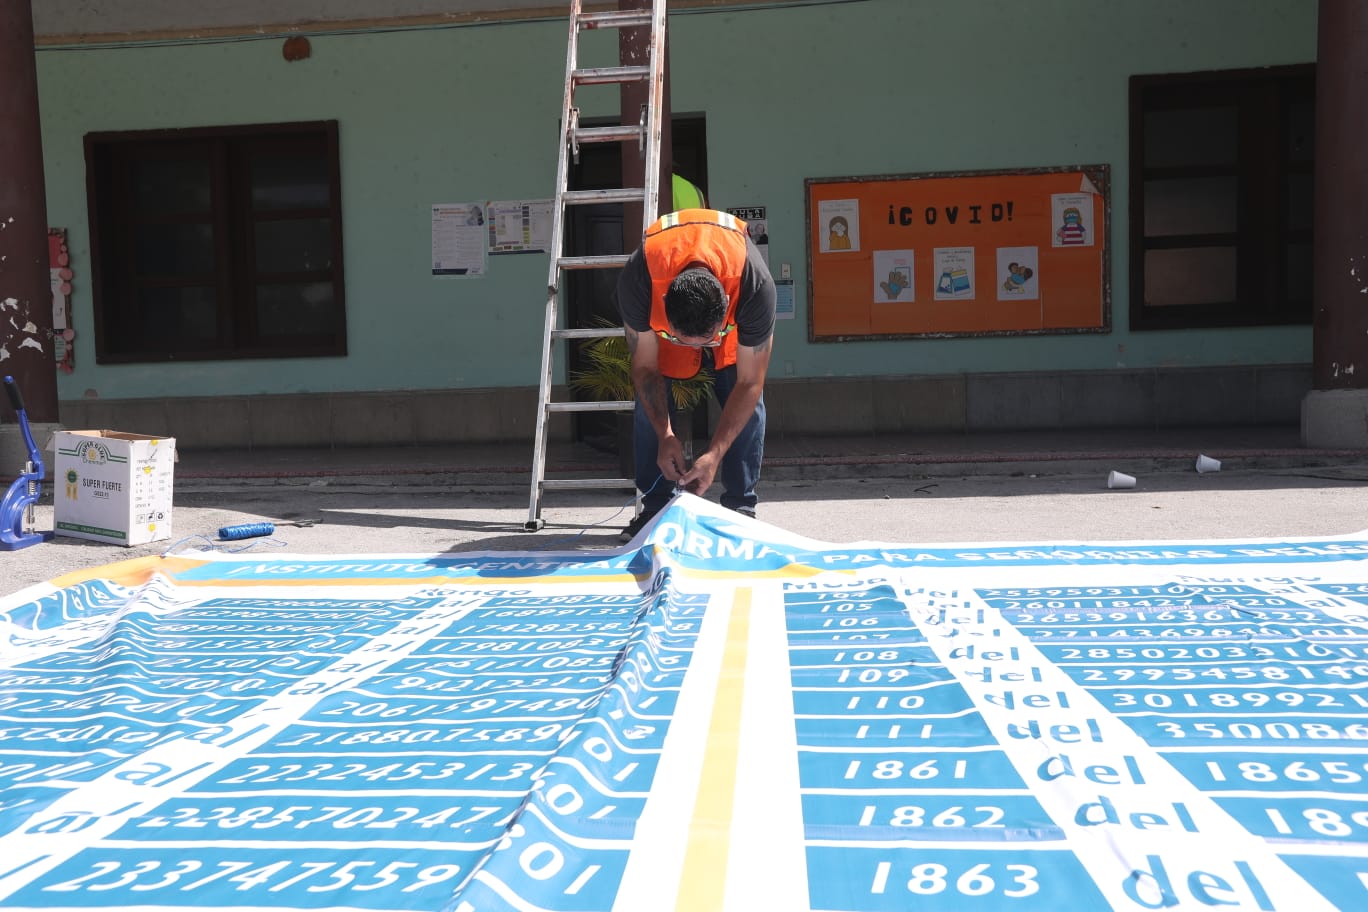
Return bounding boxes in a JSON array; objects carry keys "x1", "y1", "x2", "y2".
[
  {"x1": 727, "y1": 206, "x2": 770, "y2": 266},
  {"x1": 817, "y1": 198, "x2": 860, "y2": 253},
  {"x1": 933, "y1": 246, "x2": 976, "y2": 300},
  {"x1": 997, "y1": 245, "x2": 1040, "y2": 300},
  {"x1": 487, "y1": 199, "x2": 553, "y2": 254},
  {"x1": 1052, "y1": 192, "x2": 1095, "y2": 247},
  {"x1": 431, "y1": 203, "x2": 486, "y2": 276},
  {"x1": 48, "y1": 228, "x2": 74, "y2": 372},
  {"x1": 872, "y1": 249, "x2": 915, "y2": 303},
  {"x1": 775, "y1": 278, "x2": 795, "y2": 320}
]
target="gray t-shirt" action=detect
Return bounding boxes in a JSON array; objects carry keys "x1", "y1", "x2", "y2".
[{"x1": 616, "y1": 236, "x2": 777, "y2": 347}]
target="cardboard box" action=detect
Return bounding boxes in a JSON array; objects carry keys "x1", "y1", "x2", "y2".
[{"x1": 54, "y1": 430, "x2": 175, "y2": 545}]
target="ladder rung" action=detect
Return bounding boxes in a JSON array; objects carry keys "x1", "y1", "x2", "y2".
[
  {"x1": 543, "y1": 477, "x2": 637, "y2": 491},
  {"x1": 572, "y1": 124, "x2": 644, "y2": 145},
  {"x1": 578, "y1": 9, "x2": 653, "y2": 30},
  {"x1": 552, "y1": 326, "x2": 625, "y2": 340},
  {"x1": 548, "y1": 400, "x2": 633, "y2": 413},
  {"x1": 558, "y1": 254, "x2": 631, "y2": 270},
  {"x1": 573, "y1": 65, "x2": 650, "y2": 86},
  {"x1": 562, "y1": 188, "x2": 645, "y2": 205}
]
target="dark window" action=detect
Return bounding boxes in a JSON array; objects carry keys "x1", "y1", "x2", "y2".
[
  {"x1": 85, "y1": 121, "x2": 346, "y2": 362},
  {"x1": 1129, "y1": 66, "x2": 1313, "y2": 330}
]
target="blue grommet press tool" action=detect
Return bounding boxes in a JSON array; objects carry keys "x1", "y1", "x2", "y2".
[{"x1": 2, "y1": 375, "x2": 55, "y2": 550}]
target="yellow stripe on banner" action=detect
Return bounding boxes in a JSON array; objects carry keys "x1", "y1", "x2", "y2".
[
  {"x1": 47, "y1": 555, "x2": 209, "y2": 589},
  {"x1": 675, "y1": 587, "x2": 751, "y2": 912},
  {"x1": 162, "y1": 573, "x2": 651, "y2": 588}
]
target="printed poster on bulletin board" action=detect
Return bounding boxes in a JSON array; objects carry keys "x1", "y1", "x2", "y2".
[{"x1": 806, "y1": 165, "x2": 1110, "y2": 341}]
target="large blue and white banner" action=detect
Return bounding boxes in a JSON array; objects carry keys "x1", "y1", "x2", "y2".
[{"x1": 2, "y1": 495, "x2": 1367, "y2": 910}]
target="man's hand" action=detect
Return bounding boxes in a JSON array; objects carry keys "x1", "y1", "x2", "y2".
[
  {"x1": 657, "y1": 435, "x2": 688, "y2": 482},
  {"x1": 678, "y1": 449, "x2": 720, "y2": 495}
]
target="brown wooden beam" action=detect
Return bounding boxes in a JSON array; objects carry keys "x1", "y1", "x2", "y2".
[
  {"x1": 0, "y1": 0, "x2": 58, "y2": 422},
  {"x1": 32, "y1": 1, "x2": 780, "y2": 48},
  {"x1": 1313, "y1": 0, "x2": 1368, "y2": 390}
]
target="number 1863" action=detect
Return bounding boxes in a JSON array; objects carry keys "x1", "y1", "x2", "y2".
[{"x1": 871, "y1": 862, "x2": 1039, "y2": 898}]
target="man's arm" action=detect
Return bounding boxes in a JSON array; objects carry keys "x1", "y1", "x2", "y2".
[
  {"x1": 677, "y1": 237, "x2": 776, "y2": 493},
  {"x1": 626, "y1": 325, "x2": 688, "y2": 480},
  {"x1": 625, "y1": 325, "x2": 669, "y2": 438},
  {"x1": 708, "y1": 334, "x2": 773, "y2": 458},
  {"x1": 677, "y1": 333, "x2": 774, "y2": 494}
]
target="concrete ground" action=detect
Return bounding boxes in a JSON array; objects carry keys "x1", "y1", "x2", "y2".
[{"x1": 4, "y1": 425, "x2": 1368, "y2": 596}]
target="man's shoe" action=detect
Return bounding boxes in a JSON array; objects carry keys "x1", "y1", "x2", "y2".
[
  {"x1": 618, "y1": 510, "x2": 658, "y2": 544},
  {"x1": 731, "y1": 506, "x2": 756, "y2": 519}
]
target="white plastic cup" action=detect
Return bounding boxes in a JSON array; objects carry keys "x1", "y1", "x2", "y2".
[
  {"x1": 1107, "y1": 470, "x2": 1136, "y2": 489},
  {"x1": 1195, "y1": 454, "x2": 1221, "y2": 474}
]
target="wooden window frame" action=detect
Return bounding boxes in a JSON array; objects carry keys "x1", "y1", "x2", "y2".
[
  {"x1": 85, "y1": 120, "x2": 346, "y2": 363},
  {"x1": 1128, "y1": 65, "x2": 1314, "y2": 331}
]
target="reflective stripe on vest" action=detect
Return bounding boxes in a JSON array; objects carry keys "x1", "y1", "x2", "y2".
[
  {"x1": 644, "y1": 209, "x2": 749, "y2": 379},
  {"x1": 650, "y1": 208, "x2": 742, "y2": 235}
]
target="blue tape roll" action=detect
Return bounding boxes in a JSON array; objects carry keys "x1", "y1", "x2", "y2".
[{"x1": 218, "y1": 522, "x2": 276, "y2": 540}]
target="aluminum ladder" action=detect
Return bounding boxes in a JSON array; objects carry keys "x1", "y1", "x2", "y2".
[{"x1": 524, "y1": 0, "x2": 667, "y2": 532}]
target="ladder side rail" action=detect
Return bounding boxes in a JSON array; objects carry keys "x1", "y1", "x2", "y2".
[
  {"x1": 526, "y1": 0, "x2": 588, "y2": 530},
  {"x1": 639, "y1": 0, "x2": 668, "y2": 234}
]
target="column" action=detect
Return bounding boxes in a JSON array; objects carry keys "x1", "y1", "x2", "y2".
[
  {"x1": 0, "y1": 0, "x2": 57, "y2": 425},
  {"x1": 1303, "y1": 0, "x2": 1368, "y2": 445}
]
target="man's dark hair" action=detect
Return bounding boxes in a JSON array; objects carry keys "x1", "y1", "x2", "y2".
[{"x1": 664, "y1": 266, "x2": 726, "y2": 337}]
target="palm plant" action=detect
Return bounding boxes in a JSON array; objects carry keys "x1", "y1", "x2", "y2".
[{"x1": 569, "y1": 319, "x2": 714, "y2": 410}]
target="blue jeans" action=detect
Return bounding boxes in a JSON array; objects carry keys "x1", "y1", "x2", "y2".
[{"x1": 633, "y1": 362, "x2": 765, "y2": 516}]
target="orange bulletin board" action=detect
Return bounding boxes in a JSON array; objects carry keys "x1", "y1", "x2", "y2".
[{"x1": 806, "y1": 165, "x2": 1110, "y2": 341}]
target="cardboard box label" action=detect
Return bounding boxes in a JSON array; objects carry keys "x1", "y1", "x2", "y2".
[{"x1": 54, "y1": 430, "x2": 175, "y2": 546}]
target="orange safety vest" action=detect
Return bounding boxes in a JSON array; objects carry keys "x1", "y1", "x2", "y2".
[{"x1": 643, "y1": 208, "x2": 748, "y2": 379}]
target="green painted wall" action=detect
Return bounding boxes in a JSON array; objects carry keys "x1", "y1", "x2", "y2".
[{"x1": 35, "y1": 0, "x2": 1317, "y2": 401}]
